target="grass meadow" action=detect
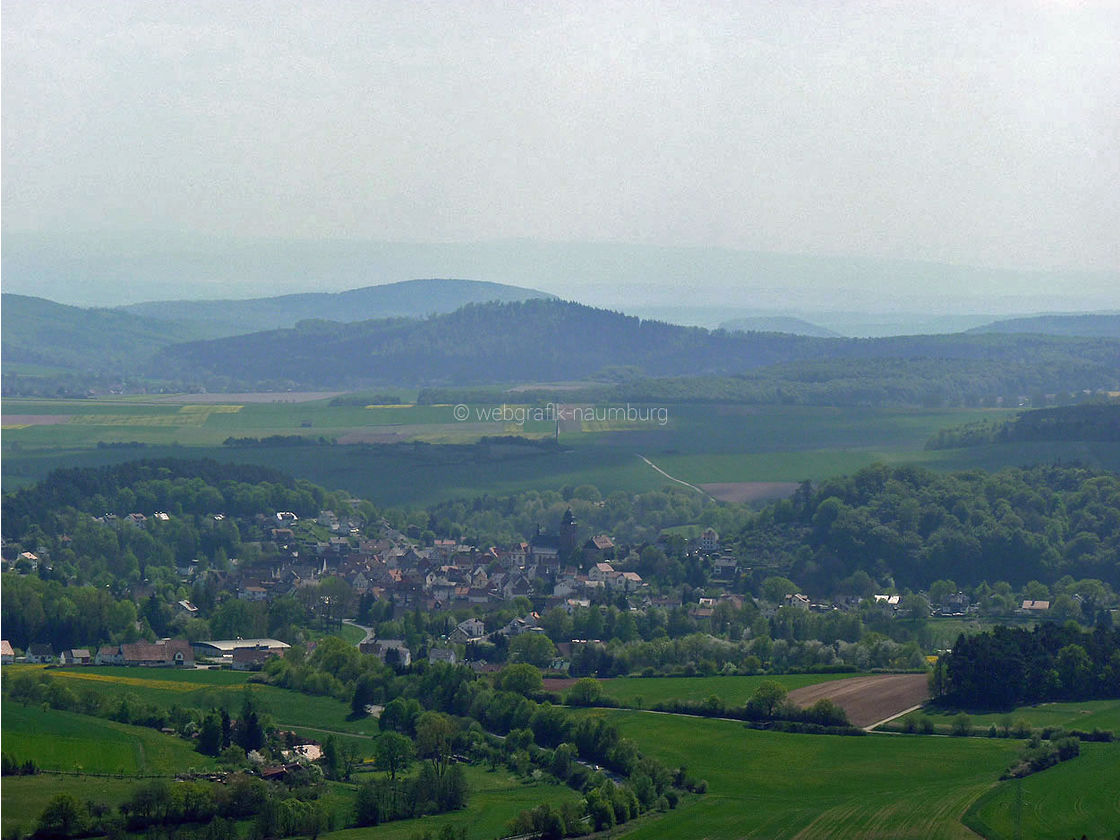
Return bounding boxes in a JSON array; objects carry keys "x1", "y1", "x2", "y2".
[
  {"x1": 0, "y1": 703, "x2": 217, "y2": 774},
  {"x1": 0, "y1": 775, "x2": 142, "y2": 836},
  {"x1": 600, "y1": 672, "x2": 858, "y2": 708},
  {"x1": 963, "y1": 742, "x2": 1120, "y2": 840},
  {"x1": 894, "y1": 698, "x2": 1120, "y2": 735},
  {"x1": 324, "y1": 765, "x2": 581, "y2": 840},
  {"x1": 46, "y1": 666, "x2": 383, "y2": 747}
]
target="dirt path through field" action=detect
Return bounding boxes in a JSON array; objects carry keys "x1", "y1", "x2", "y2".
[{"x1": 787, "y1": 673, "x2": 930, "y2": 729}]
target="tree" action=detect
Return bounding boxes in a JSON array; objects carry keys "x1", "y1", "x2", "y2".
[
  {"x1": 508, "y1": 633, "x2": 557, "y2": 669},
  {"x1": 374, "y1": 731, "x2": 414, "y2": 780},
  {"x1": 415, "y1": 712, "x2": 456, "y2": 775},
  {"x1": 351, "y1": 673, "x2": 378, "y2": 716},
  {"x1": 197, "y1": 711, "x2": 223, "y2": 756},
  {"x1": 565, "y1": 677, "x2": 603, "y2": 707},
  {"x1": 495, "y1": 663, "x2": 542, "y2": 696},
  {"x1": 36, "y1": 794, "x2": 86, "y2": 839},
  {"x1": 379, "y1": 697, "x2": 421, "y2": 735},
  {"x1": 745, "y1": 680, "x2": 788, "y2": 719},
  {"x1": 761, "y1": 576, "x2": 800, "y2": 605},
  {"x1": 353, "y1": 780, "x2": 380, "y2": 827},
  {"x1": 235, "y1": 690, "x2": 265, "y2": 752}
]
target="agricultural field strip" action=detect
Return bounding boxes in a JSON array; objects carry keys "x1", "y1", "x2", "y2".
[
  {"x1": 600, "y1": 708, "x2": 1023, "y2": 840},
  {"x1": 893, "y1": 698, "x2": 1120, "y2": 733}
]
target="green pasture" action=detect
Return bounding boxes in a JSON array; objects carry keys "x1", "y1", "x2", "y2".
[
  {"x1": 963, "y1": 742, "x2": 1120, "y2": 840},
  {"x1": 895, "y1": 698, "x2": 1120, "y2": 734},
  {"x1": 325, "y1": 765, "x2": 581, "y2": 840},
  {"x1": 44, "y1": 666, "x2": 382, "y2": 742},
  {"x1": 600, "y1": 672, "x2": 858, "y2": 708},
  {"x1": 0, "y1": 703, "x2": 216, "y2": 774},
  {"x1": 5, "y1": 397, "x2": 1119, "y2": 505},
  {"x1": 576, "y1": 708, "x2": 1023, "y2": 839},
  {"x1": 0, "y1": 775, "x2": 143, "y2": 836}
]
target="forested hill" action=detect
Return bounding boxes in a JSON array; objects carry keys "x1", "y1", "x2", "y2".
[
  {"x1": 152, "y1": 298, "x2": 1120, "y2": 390},
  {"x1": 119, "y1": 278, "x2": 556, "y2": 335},
  {"x1": 737, "y1": 463, "x2": 1120, "y2": 593},
  {"x1": 0, "y1": 293, "x2": 202, "y2": 370}
]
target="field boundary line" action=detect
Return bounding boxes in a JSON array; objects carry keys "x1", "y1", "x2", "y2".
[
  {"x1": 637, "y1": 455, "x2": 716, "y2": 501},
  {"x1": 865, "y1": 704, "x2": 925, "y2": 732}
]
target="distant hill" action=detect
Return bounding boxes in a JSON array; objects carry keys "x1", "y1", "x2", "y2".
[
  {"x1": 967, "y1": 313, "x2": 1120, "y2": 339},
  {"x1": 719, "y1": 316, "x2": 841, "y2": 338},
  {"x1": 118, "y1": 278, "x2": 556, "y2": 336},
  {"x1": 1, "y1": 293, "x2": 201, "y2": 372},
  {"x1": 151, "y1": 298, "x2": 1120, "y2": 393}
]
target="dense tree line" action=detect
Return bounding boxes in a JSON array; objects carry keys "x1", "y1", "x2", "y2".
[
  {"x1": 939, "y1": 623, "x2": 1120, "y2": 708},
  {"x1": 926, "y1": 402, "x2": 1120, "y2": 450},
  {"x1": 736, "y1": 463, "x2": 1120, "y2": 591}
]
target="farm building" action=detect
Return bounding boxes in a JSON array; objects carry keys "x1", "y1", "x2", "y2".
[
  {"x1": 192, "y1": 638, "x2": 291, "y2": 662},
  {"x1": 1, "y1": 640, "x2": 14, "y2": 664}
]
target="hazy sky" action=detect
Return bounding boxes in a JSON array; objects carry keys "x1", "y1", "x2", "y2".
[{"x1": 3, "y1": 0, "x2": 1118, "y2": 272}]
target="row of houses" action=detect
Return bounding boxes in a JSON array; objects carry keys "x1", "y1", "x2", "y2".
[{"x1": 4, "y1": 638, "x2": 292, "y2": 670}]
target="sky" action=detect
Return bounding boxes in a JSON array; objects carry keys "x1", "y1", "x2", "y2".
[{"x1": 2, "y1": 0, "x2": 1119, "y2": 276}]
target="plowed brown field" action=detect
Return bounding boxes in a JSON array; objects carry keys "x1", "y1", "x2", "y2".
[{"x1": 787, "y1": 673, "x2": 930, "y2": 728}]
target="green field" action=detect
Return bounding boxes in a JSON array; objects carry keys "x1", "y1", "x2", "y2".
[
  {"x1": 575, "y1": 709, "x2": 1066, "y2": 839},
  {"x1": 326, "y1": 765, "x2": 581, "y2": 840},
  {"x1": 1, "y1": 703, "x2": 217, "y2": 774},
  {"x1": 9, "y1": 396, "x2": 1092, "y2": 505},
  {"x1": 43, "y1": 666, "x2": 383, "y2": 747},
  {"x1": 895, "y1": 698, "x2": 1120, "y2": 734},
  {"x1": 600, "y1": 672, "x2": 859, "y2": 707},
  {"x1": 0, "y1": 775, "x2": 143, "y2": 836},
  {"x1": 964, "y1": 742, "x2": 1120, "y2": 840}
]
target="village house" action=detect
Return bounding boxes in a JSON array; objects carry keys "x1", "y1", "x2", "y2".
[
  {"x1": 60, "y1": 648, "x2": 92, "y2": 665},
  {"x1": 232, "y1": 646, "x2": 280, "y2": 670},
  {"x1": 583, "y1": 534, "x2": 615, "y2": 563},
  {"x1": 710, "y1": 556, "x2": 739, "y2": 580},
  {"x1": 102, "y1": 640, "x2": 195, "y2": 667},
  {"x1": 27, "y1": 643, "x2": 56, "y2": 664},
  {"x1": 784, "y1": 593, "x2": 811, "y2": 609},
  {"x1": 699, "y1": 527, "x2": 720, "y2": 553},
  {"x1": 1, "y1": 640, "x2": 15, "y2": 664},
  {"x1": 363, "y1": 639, "x2": 411, "y2": 667},
  {"x1": 449, "y1": 618, "x2": 486, "y2": 644},
  {"x1": 429, "y1": 647, "x2": 457, "y2": 665},
  {"x1": 192, "y1": 638, "x2": 290, "y2": 662}
]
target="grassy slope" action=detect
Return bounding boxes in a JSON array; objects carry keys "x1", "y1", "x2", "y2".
[
  {"x1": 1, "y1": 703, "x2": 217, "y2": 774},
  {"x1": 581, "y1": 709, "x2": 1022, "y2": 840},
  {"x1": 45, "y1": 667, "x2": 382, "y2": 744},
  {"x1": 0, "y1": 776, "x2": 142, "y2": 836},
  {"x1": 963, "y1": 742, "x2": 1120, "y2": 840}
]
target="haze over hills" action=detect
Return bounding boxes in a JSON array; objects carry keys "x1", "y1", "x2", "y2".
[
  {"x1": 4, "y1": 231, "x2": 1117, "y2": 335},
  {"x1": 117, "y1": 278, "x2": 557, "y2": 336}
]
